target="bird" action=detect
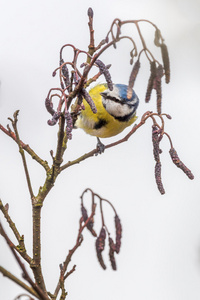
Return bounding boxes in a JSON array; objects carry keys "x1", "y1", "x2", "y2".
[{"x1": 75, "y1": 83, "x2": 139, "y2": 151}]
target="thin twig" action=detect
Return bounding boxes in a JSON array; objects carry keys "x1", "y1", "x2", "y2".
[
  {"x1": 0, "y1": 199, "x2": 31, "y2": 263},
  {"x1": 0, "y1": 124, "x2": 50, "y2": 172},
  {"x1": 0, "y1": 222, "x2": 49, "y2": 300},
  {"x1": 53, "y1": 204, "x2": 96, "y2": 298},
  {"x1": 60, "y1": 117, "x2": 146, "y2": 171},
  {"x1": 9, "y1": 111, "x2": 34, "y2": 199},
  {"x1": 0, "y1": 266, "x2": 39, "y2": 299}
]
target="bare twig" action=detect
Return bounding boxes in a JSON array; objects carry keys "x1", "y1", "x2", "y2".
[
  {"x1": 53, "y1": 203, "x2": 97, "y2": 298},
  {"x1": 60, "y1": 116, "x2": 147, "y2": 171},
  {"x1": 0, "y1": 124, "x2": 50, "y2": 172},
  {"x1": 0, "y1": 199, "x2": 31, "y2": 263},
  {"x1": 0, "y1": 266, "x2": 39, "y2": 299},
  {"x1": 0, "y1": 222, "x2": 49, "y2": 300}
]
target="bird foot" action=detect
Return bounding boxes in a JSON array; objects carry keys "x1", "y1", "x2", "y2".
[{"x1": 96, "y1": 137, "x2": 105, "y2": 155}]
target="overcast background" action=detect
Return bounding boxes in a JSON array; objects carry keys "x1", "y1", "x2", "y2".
[{"x1": 0, "y1": 0, "x2": 200, "y2": 299}]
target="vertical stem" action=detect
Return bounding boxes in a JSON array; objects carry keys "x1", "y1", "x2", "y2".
[
  {"x1": 54, "y1": 115, "x2": 66, "y2": 166},
  {"x1": 87, "y1": 7, "x2": 95, "y2": 61},
  {"x1": 31, "y1": 203, "x2": 47, "y2": 294}
]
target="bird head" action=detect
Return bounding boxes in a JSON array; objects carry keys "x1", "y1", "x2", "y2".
[{"x1": 100, "y1": 84, "x2": 139, "y2": 121}]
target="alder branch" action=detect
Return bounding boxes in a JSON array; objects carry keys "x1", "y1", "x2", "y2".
[
  {"x1": 0, "y1": 123, "x2": 50, "y2": 172},
  {"x1": 0, "y1": 222, "x2": 49, "y2": 300},
  {"x1": 53, "y1": 203, "x2": 97, "y2": 299},
  {"x1": 0, "y1": 266, "x2": 39, "y2": 299},
  {"x1": 60, "y1": 113, "x2": 149, "y2": 171},
  {"x1": 54, "y1": 114, "x2": 66, "y2": 167},
  {"x1": 0, "y1": 199, "x2": 31, "y2": 263},
  {"x1": 8, "y1": 111, "x2": 34, "y2": 199},
  {"x1": 30, "y1": 204, "x2": 47, "y2": 294}
]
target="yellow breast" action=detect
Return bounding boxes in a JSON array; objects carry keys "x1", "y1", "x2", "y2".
[{"x1": 76, "y1": 84, "x2": 137, "y2": 138}]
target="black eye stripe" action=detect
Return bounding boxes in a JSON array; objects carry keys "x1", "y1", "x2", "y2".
[
  {"x1": 105, "y1": 95, "x2": 121, "y2": 103},
  {"x1": 104, "y1": 95, "x2": 137, "y2": 107}
]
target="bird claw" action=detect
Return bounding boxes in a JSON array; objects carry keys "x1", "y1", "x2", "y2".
[{"x1": 96, "y1": 137, "x2": 105, "y2": 155}]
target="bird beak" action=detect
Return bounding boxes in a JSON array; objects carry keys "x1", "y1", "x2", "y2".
[{"x1": 100, "y1": 92, "x2": 107, "y2": 98}]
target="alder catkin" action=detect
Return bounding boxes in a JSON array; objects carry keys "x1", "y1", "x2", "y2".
[
  {"x1": 155, "y1": 162, "x2": 165, "y2": 195},
  {"x1": 81, "y1": 88, "x2": 97, "y2": 114},
  {"x1": 169, "y1": 148, "x2": 194, "y2": 180},
  {"x1": 81, "y1": 204, "x2": 97, "y2": 237},
  {"x1": 45, "y1": 97, "x2": 55, "y2": 116},
  {"x1": 160, "y1": 43, "x2": 170, "y2": 84},
  {"x1": 154, "y1": 64, "x2": 163, "y2": 115},
  {"x1": 145, "y1": 61, "x2": 157, "y2": 103},
  {"x1": 115, "y1": 214, "x2": 122, "y2": 254},
  {"x1": 95, "y1": 227, "x2": 106, "y2": 270},
  {"x1": 128, "y1": 59, "x2": 140, "y2": 89},
  {"x1": 60, "y1": 58, "x2": 70, "y2": 88},
  {"x1": 95, "y1": 59, "x2": 113, "y2": 91},
  {"x1": 109, "y1": 237, "x2": 117, "y2": 270},
  {"x1": 47, "y1": 112, "x2": 61, "y2": 126}
]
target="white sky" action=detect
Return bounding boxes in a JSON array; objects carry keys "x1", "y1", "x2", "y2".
[{"x1": 0, "y1": 0, "x2": 200, "y2": 299}]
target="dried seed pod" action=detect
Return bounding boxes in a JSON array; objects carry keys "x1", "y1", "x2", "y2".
[
  {"x1": 128, "y1": 59, "x2": 140, "y2": 89},
  {"x1": 109, "y1": 237, "x2": 117, "y2": 271},
  {"x1": 45, "y1": 97, "x2": 55, "y2": 116},
  {"x1": 95, "y1": 59, "x2": 113, "y2": 91},
  {"x1": 160, "y1": 43, "x2": 170, "y2": 84},
  {"x1": 47, "y1": 112, "x2": 61, "y2": 126},
  {"x1": 155, "y1": 161, "x2": 165, "y2": 195},
  {"x1": 81, "y1": 88, "x2": 97, "y2": 113},
  {"x1": 153, "y1": 65, "x2": 163, "y2": 115},
  {"x1": 169, "y1": 148, "x2": 194, "y2": 180},
  {"x1": 145, "y1": 61, "x2": 157, "y2": 103},
  {"x1": 81, "y1": 204, "x2": 97, "y2": 237},
  {"x1": 95, "y1": 227, "x2": 106, "y2": 270},
  {"x1": 65, "y1": 111, "x2": 73, "y2": 140},
  {"x1": 115, "y1": 214, "x2": 122, "y2": 254}
]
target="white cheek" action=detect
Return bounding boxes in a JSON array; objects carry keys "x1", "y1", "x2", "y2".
[{"x1": 103, "y1": 99, "x2": 133, "y2": 117}]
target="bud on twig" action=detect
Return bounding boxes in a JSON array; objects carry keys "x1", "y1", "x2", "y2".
[
  {"x1": 169, "y1": 148, "x2": 194, "y2": 180},
  {"x1": 88, "y1": 7, "x2": 94, "y2": 18},
  {"x1": 95, "y1": 227, "x2": 106, "y2": 270}
]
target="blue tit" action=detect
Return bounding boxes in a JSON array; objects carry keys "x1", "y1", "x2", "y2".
[{"x1": 75, "y1": 83, "x2": 139, "y2": 139}]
